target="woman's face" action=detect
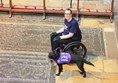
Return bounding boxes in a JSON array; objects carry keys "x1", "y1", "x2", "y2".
[{"x1": 64, "y1": 10, "x2": 72, "y2": 21}]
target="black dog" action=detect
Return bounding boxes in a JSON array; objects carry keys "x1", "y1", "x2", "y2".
[{"x1": 48, "y1": 50, "x2": 95, "y2": 77}]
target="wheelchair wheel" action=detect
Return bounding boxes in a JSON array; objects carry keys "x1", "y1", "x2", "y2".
[{"x1": 63, "y1": 42, "x2": 87, "y2": 58}]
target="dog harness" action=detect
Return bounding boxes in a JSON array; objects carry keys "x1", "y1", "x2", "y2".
[{"x1": 57, "y1": 53, "x2": 71, "y2": 64}]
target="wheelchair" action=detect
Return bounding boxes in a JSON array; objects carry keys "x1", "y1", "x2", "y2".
[{"x1": 57, "y1": 41, "x2": 87, "y2": 58}]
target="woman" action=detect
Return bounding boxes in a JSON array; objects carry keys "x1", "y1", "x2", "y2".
[{"x1": 50, "y1": 8, "x2": 82, "y2": 51}]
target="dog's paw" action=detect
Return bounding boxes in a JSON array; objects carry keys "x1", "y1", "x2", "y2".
[
  {"x1": 83, "y1": 75, "x2": 86, "y2": 78},
  {"x1": 56, "y1": 73, "x2": 60, "y2": 76},
  {"x1": 50, "y1": 59, "x2": 53, "y2": 63},
  {"x1": 60, "y1": 70, "x2": 63, "y2": 72},
  {"x1": 83, "y1": 73, "x2": 86, "y2": 78},
  {"x1": 80, "y1": 71, "x2": 83, "y2": 74}
]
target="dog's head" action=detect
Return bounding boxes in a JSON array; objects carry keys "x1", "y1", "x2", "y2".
[{"x1": 48, "y1": 48, "x2": 60, "y2": 60}]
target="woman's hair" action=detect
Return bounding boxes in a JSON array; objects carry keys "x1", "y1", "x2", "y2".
[{"x1": 65, "y1": 8, "x2": 72, "y2": 14}]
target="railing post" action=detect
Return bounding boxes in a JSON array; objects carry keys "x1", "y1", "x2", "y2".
[
  {"x1": 70, "y1": 0, "x2": 72, "y2": 8},
  {"x1": 43, "y1": 0, "x2": 46, "y2": 20},
  {"x1": 9, "y1": 0, "x2": 12, "y2": 18},
  {"x1": 76, "y1": 0, "x2": 79, "y2": 21},
  {"x1": 1, "y1": 0, "x2": 3, "y2": 4},
  {"x1": 110, "y1": 0, "x2": 114, "y2": 23}
]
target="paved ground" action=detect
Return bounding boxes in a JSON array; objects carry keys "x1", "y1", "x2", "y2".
[
  {"x1": 0, "y1": 0, "x2": 118, "y2": 83},
  {"x1": 0, "y1": 13, "x2": 117, "y2": 83}
]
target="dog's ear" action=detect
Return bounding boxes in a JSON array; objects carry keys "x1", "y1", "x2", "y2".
[
  {"x1": 48, "y1": 52, "x2": 53, "y2": 59},
  {"x1": 53, "y1": 50, "x2": 60, "y2": 59},
  {"x1": 55, "y1": 48, "x2": 60, "y2": 54},
  {"x1": 56, "y1": 48, "x2": 60, "y2": 52},
  {"x1": 48, "y1": 51, "x2": 57, "y2": 59}
]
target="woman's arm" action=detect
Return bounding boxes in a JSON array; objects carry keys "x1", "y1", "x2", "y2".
[
  {"x1": 60, "y1": 32, "x2": 74, "y2": 39},
  {"x1": 56, "y1": 28, "x2": 64, "y2": 34}
]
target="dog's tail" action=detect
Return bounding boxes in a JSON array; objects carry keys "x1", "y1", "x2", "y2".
[{"x1": 83, "y1": 59, "x2": 95, "y2": 67}]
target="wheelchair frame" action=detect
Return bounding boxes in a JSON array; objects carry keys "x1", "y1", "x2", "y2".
[{"x1": 59, "y1": 41, "x2": 87, "y2": 58}]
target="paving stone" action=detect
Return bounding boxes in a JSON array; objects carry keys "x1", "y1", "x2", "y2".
[
  {"x1": 114, "y1": 21, "x2": 118, "y2": 26},
  {"x1": 103, "y1": 73, "x2": 118, "y2": 83},
  {"x1": 56, "y1": 70, "x2": 73, "y2": 83},
  {"x1": 103, "y1": 59, "x2": 118, "y2": 73},
  {"x1": 104, "y1": 32, "x2": 118, "y2": 58},
  {"x1": 114, "y1": 12, "x2": 118, "y2": 41},
  {"x1": 80, "y1": 18, "x2": 113, "y2": 28},
  {"x1": 115, "y1": 28, "x2": 118, "y2": 41},
  {"x1": 85, "y1": 59, "x2": 103, "y2": 72},
  {"x1": 72, "y1": 71, "x2": 102, "y2": 83},
  {"x1": 103, "y1": 73, "x2": 118, "y2": 80}
]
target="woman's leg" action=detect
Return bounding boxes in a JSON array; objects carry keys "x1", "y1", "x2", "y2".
[
  {"x1": 52, "y1": 38, "x2": 73, "y2": 51},
  {"x1": 50, "y1": 33, "x2": 62, "y2": 51}
]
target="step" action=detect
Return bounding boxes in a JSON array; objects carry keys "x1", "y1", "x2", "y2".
[
  {"x1": 0, "y1": 52, "x2": 55, "y2": 83},
  {"x1": 103, "y1": 28, "x2": 118, "y2": 58}
]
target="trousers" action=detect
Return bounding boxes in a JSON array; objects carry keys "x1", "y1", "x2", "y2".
[{"x1": 50, "y1": 33, "x2": 81, "y2": 51}]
